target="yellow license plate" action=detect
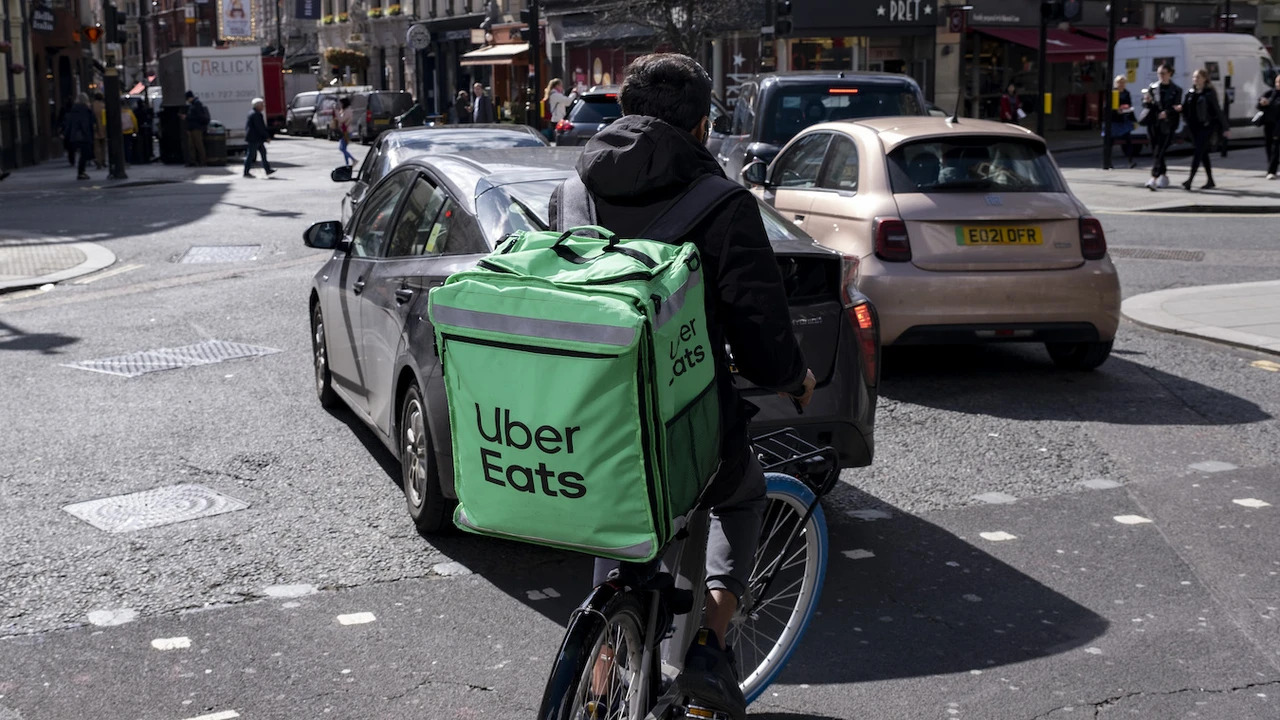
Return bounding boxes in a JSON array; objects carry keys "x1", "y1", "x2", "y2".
[{"x1": 956, "y1": 226, "x2": 1043, "y2": 246}]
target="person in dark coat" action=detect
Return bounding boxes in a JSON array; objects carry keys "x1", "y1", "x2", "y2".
[
  {"x1": 182, "y1": 90, "x2": 211, "y2": 166},
  {"x1": 1258, "y1": 74, "x2": 1280, "y2": 179},
  {"x1": 61, "y1": 93, "x2": 97, "y2": 180},
  {"x1": 243, "y1": 98, "x2": 275, "y2": 178},
  {"x1": 1181, "y1": 68, "x2": 1227, "y2": 190},
  {"x1": 551, "y1": 53, "x2": 814, "y2": 720},
  {"x1": 452, "y1": 90, "x2": 471, "y2": 124},
  {"x1": 1142, "y1": 63, "x2": 1183, "y2": 190},
  {"x1": 471, "y1": 82, "x2": 496, "y2": 123},
  {"x1": 1109, "y1": 75, "x2": 1137, "y2": 168}
]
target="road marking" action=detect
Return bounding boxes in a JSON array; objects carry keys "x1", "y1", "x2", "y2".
[
  {"x1": 151, "y1": 636, "x2": 192, "y2": 650},
  {"x1": 1094, "y1": 210, "x2": 1280, "y2": 218},
  {"x1": 183, "y1": 711, "x2": 240, "y2": 720},
  {"x1": 842, "y1": 549, "x2": 875, "y2": 560},
  {"x1": 1189, "y1": 461, "x2": 1238, "y2": 473},
  {"x1": 1233, "y1": 498, "x2": 1272, "y2": 508},
  {"x1": 1079, "y1": 479, "x2": 1122, "y2": 490},
  {"x1": 262, "y1": 583, "x2": 317, "y2": 598},
  {"x1": 962, "y1": 594, "x2": 982, "y2": 602},
  {"x1": 846, "y1": 508, "x2": 892, "y2": 521},
  {"x1": 336, "y1": 612, "x2": 376, "y2": 625},
  {"x1": 979, "y1": 531, "x2": 1017, "y2": 542},
  {"x1": 1114, "y1": 515, "x2": 1153, "y2": 525},
  {"x1": 1251, "y1": 360, "x2": 1280, "y2": 372},
  {"x1": 72, "y1": 262, "x2": 143, "y2": 284},
  {"x1": 526, "y1": 587, "x2": 562, "y2": 601},
  {"x1": 87, "y1": 608, "x2": 137, "y2": 626},
  {"x1": 972, "y1": 492, "x2": 1017, "y2": 505}
]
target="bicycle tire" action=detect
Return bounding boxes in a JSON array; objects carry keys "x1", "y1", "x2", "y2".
[
  {"x1": 729, "y1": 472, "x2": 829, "y2": 704},
  {"x1": 538, "y1": 588, "x2": 653, "y2": 720}
]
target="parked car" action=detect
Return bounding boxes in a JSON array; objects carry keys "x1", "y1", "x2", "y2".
[
  {"x1": 744, "y1": 116, "x2": 1120, "y2": 370},
  {"x1": 304, "y1": 149, "x2": 880, "y2": 532},
  {"x1": 717, "y1": 71, "x2": 929, "y2": 185},
  {"x1": 554, "y1": 86, "x2": 731, "y2": 152},
  {"x1": 348, "y1": 90, "x2": 415, "y2": 144},
  {"x1": 331, "y1": 124, "x2": 549, "y2": 224},
  {"x1": 285, "y1": 91, "x2": 321, "y2": 135}
]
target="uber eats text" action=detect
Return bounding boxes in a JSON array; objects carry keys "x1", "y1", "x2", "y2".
[
  {"x1": 475, "y1": 405, "x2": 586, "y2": 498},
  {"x1": 669, "y1": 319, "x2": 706, "y2": 386}
]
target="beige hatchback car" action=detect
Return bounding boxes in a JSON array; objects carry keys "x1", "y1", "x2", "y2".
[{"x1": 744, "y1": 116, "x2": 1120, "y2": 370}]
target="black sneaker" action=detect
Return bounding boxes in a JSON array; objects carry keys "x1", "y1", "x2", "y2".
[
  {"x1": 674, "y1": 629, "x2": 745, "y2": 720},
  {"x1": 265, "y1": 168, "x2": 277, "y2": 176}
]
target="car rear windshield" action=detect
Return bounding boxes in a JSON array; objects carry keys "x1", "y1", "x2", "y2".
[
  {"x1": 761, "y1": 83, "x2": 923, "y2": 146},
  {"x1": 371, "y1": 92, "x2": 414, "y2": 114},
  {"x1": 568, "y1": 97, "x2": 622, "y2": 124},
  {"x1": 886, "y1": 137, "x2": 1067, "y2": 194}
]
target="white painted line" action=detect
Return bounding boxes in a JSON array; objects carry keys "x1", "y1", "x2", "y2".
[
  {"x1": 1189, "y1": 461, "x2": 1238, "y2": 473},
  {"x1": 526, "y1": 587, "x2": 562, "y2": 600},
  {"x1": 262, "y1": 583, "x2": 317, "y2": 598},
  {"x1": 337, "y1": 612, "x2": 376, "y2": 625},
  {"x1": 182, "y1": 711, "x2": 240, "y2": 720},
  {"x1": 1249, "y1": 360, "x2": 1280, "y2": 372},
  {"x1": 431, "y1": 561, "x2": 472, "y2": 576},
  {"x1": 972, "y1": 492, "x2": 1017, "y2": 505},
  {"x1": 846, "y1": 508, "x2": 892, "y2": 521},
  {"x1": 979, "y1": 531, "x2": 1017, "y2": 542},
  {"x1": 962, "y1": 594, "x2": 982, "y2": 602},
  {"x1": 87, "y1": 608, "x2": 138, "y2": 626},
  {"x1": 1114, "y1": 515, "x2": 1154, "y2": 525},
  {"x1": 151, "y1": 636, "x2": 191, "y2": 650},
  {"x1": 1079, "y1": 479, "x2": 1123, "y2": 490},
  {"x1": 842, "y1": 549, "x2": 875, "y2": 560},
  {"x1": 73, "y1": 262, "x2": 143, "y2": 284},
  {"x1": 1233, "y1": 498, "x2": 1272, "y2": 508},
  {"x1": 1085, "y1": 647, "x2": 1103, "y2": 655}
]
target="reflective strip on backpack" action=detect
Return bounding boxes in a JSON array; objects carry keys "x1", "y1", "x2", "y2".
[
  {"x1": 654, "y1": 270, "x2": 701, "y2": 331},
  {"x1": 434, "y1": 304, "x2": 637, "y2": 347}
]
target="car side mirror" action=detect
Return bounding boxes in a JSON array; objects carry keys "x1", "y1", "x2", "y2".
[
  {"x1": 304, "y1": 220, "x2": 344, "y2": 249},
  {"x1": 742, "y1": 160, "x2": 771, "y2": 188},
  {"x1": 711, "y1": 114, "x2": 730, "y2": 134},
  {"x1": 330, "y1": 165, "x2": 354, "y2": 182}
]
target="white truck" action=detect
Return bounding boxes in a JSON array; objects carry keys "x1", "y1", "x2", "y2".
[
  {"x1": 159, "y1": 45, "x2": 265, "y2": 150},
  {"x1": 1114, "y1": 33, "x2": 1278, "y2": 142}
]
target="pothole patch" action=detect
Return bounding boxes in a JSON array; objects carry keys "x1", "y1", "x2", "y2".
[{"x1": 63, "y1": 483, "x2": 249, "y2": 532}]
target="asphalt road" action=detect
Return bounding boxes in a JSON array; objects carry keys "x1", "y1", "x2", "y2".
[{"x1": 1, "y1": 136, "x2": 1277, "y2": 720}]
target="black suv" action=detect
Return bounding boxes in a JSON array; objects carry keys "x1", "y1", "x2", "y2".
[
  {"x1": 553, "y1": 86, "x2": 622, "y2": 147},
  {"x1": 716, "y1": 71, "x2": 928, "y2": 183}
]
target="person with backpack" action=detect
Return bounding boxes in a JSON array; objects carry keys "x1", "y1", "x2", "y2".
[
  {"x1": 551, "y1": 53, "x2": 815, "y2": 720},
  {"x1": 182, "y1": 90, "x2": 211, "y2": 166},
  {"x1": 61, "y1": 93, "x2": 97, "y2": 180}
]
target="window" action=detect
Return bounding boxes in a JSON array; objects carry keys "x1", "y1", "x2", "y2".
[
  {"x1": 760, "y1": 83, "x2": 924, "y2": 146},
  {"x1": 1263, "y1": 57, "x2": 1277, "y2": 87},
  {"x1": 886, "y1": 137, "x2": 1067, "y2": 194},
  {"x1": 772, "y1": 133, "x2": 831, "y2": 189},
  {"x1": 820, "y1": 135, "x2": 858, "y2": 192},
  {"x1": 350, "y1": 172, "x2": 411, "y2": 257},
  {"x1": 385, "y1": 177, "x2": 447, "y2": 257},
  {"x1": 568, "y1": 97, "x2": 622, "y2": 123}
]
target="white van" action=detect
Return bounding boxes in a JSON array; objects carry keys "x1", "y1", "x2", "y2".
[{"x1": 1114, "y1": 33, "x2": 1277, "y2": 142}]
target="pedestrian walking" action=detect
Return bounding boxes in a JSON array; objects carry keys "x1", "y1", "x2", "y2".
[
  {"x1": 182, "y1": 90, "x2": 211, "y2": 167},
  {"x1": 1109, "y1": 75, "x2": 1137, "y2": 168},
  {"x1": 1181, "y1": 69, "x2": 1227, "y2": 191},
  {"x1": 61, "y1": 93, "x2": 97, "y2": 180},
  {"x1": 472, "y1": 82, "x2": 496, "y2": 123},
  {"x1": 1258, "y1": 74, "x2": 1280, "y2": 179},
  {"x1": 543, "y1": 77, "x2": 572, "y2": 142},
  {"x1": 1141, "y1": 63, "x2": 1183, "y2": 190},
  {"x1": 91, "y1": 93, "x2": 108, "y2": 170},
  {"x1": 243, "y1": 98, "x2": 276, "y2": 178},
  {"x1": 336, "y1": 97, "x2": 357, "y2": 166},
  {"x1": 999, "y1": 83, "x2": 1024, "y2": 124},
  {"x1": 120, "y1": 102, "x2": 139, "y2": 166},
  {"x1": 452, "y1": 90, "x2": 471, "y2": 124}
]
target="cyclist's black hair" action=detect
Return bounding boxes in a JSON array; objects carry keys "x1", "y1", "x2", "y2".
[{"x1": 619, "y1": 53, "x2": 712, "y2": 133}]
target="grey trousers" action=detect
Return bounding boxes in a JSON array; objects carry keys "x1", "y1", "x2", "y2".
[{"x1": 593, "y1": 449, "x2": 768, "y2": 601}]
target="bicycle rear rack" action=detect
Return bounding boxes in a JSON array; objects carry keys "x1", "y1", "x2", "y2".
[{"x1": 752, "y1": 427, "x2": 839, "y2": 497}]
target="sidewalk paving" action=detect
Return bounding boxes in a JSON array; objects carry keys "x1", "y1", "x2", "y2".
[
  {"x1": 1062, "y1": 164, "x2": 1280, "y2": 214},
  {"x1": 1122, "y1": 280, "x2": 1280, "y2": 357}
]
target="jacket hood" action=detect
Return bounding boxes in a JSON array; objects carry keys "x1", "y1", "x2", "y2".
[{"x1": 577, "y1": 115, "x2": 724, "y2": 201}]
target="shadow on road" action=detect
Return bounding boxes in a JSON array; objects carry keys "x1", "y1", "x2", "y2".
[
  {"x1": 0, "y1": 319, "x2": 79, "y2": 354},
  {"x1": 879, "y1": 345, "x2": 1270, "y2": 426}
]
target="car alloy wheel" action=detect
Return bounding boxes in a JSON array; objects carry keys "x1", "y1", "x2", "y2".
[
  {"x1": 311, "y1": 303, "x2": 340, "y2": 408},
  {"x1": 399, "y1": 384, "x2": 450, "y2": 534}
]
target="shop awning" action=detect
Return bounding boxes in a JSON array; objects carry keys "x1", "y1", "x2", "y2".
[
  {"x1": 1074, "y1": 26, "x2": 1153, "y2": 42},
  {"x1": 460, "y1": 42, "x2": 530, "y2": 66},
  {"x1": 975, "y1": 27, "x2": 1109, "y2": 63}
]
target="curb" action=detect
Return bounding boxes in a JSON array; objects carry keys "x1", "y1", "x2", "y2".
[
  {"x1": 0, "y1": 241, "x2": 117, "y2": 292},
  {"x1": 1121, "y1": 282, "x2": 1280, "y2": 357},
  {"x1": 1142, "y1": 204, "x2": 1280, "y2": 214}
]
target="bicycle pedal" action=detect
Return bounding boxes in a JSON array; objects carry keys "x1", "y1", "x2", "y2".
[{"x1": 681, "y1": 704, "x2": 731, "y2": 720}]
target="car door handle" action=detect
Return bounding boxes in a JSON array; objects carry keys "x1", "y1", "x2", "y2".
[
  {"x1": 352, "y1": 278, "x2": 365, "y2": 295},
  {"x1": 793, "y1": 214, "x2": 805, "y2": 223},
  {"x1": 394, "y1": 287, "x2": 414, "y2": 304}
]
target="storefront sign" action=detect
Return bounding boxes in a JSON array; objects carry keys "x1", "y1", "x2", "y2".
[
  {"x1": 792, "y1": 0, "x2": 934, "y2": 33},
  {"x1": 31, "y1": 0, "x2": 56, "y2": 32},
  {"x1": 295, "y1": 0, "x2": 321, "y2": 21},
  {"x1": 968, "y1": 0, "x2": 1126, "y2": 28},
  {"x1": 1155, "y1": 2, "x2": 1257, "y2": 30}
]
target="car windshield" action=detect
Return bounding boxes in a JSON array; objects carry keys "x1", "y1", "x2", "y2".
[
  {"x1": 886, "y1": 137, "x2": 1067, "y2": 193},
  {"x1": 474, "y1": 177, "x2": 814, "y2": 246},
  {"x1": 761, "y1": 83, "x2": 923, "y2": 146},
  {"x1": 569, "y1": 97, "x2": 622, "y2": 124}
]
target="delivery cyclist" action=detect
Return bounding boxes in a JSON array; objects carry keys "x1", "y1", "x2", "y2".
[{"x1": 553, "y1": 53, "x2": 816, "y2": 719}]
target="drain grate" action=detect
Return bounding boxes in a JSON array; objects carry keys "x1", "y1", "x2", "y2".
[
  {"x1": 1108, "y1": 247, "x2": 1205, "y2": 262},
  {"x1": 178, "y1": 245, "x2": 261, "y2": 263},
  {"x1": 61, "y1": 339, "x2": 281, "y2": 377},
  {"x1": 63, "y1": 483, "x2": 249, "y2": 532}
]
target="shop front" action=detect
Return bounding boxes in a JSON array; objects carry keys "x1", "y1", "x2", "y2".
[
  {"x1": 782, "y1": 0, "x2": 937, "y2": 97},
  {"x1": 425, "y1": 12, "x2": 483, "y2": 119},
  {"x1": 460, "y1": 38, "x2": 534, "y2": 122}
]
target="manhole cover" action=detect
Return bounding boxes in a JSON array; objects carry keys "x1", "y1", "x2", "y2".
[
  {"x1": 61, "y1": 339, "x2": 281, "y2": 377},
  {"x1": 1108, "y1": 247, "x2": 1205, "y2": 262},
  {"x1": 62, "y1": 484, "x2": 249, "y2": 532},
  {"x1": 178, "y1": 245, "x2": 260, "y2": 263}
]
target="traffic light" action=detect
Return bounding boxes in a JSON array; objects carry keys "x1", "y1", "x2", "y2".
[
  {"x1": 519, "y1": 7, "x2": 533, "y2": 43},
  {"x1": 83, "y1": 23, "x2": 102, "y2": 42},
  {"x1": 775, "y1": 0, "x2": 792, "y2": 35}
]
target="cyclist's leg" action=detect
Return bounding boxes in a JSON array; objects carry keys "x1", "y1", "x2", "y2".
[{"x1": 704, "y1": 449, "x2": 767, "y2": 643}]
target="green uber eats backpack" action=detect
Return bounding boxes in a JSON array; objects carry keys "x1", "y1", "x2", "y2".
[{"x1": 427, "y1": 174, "x2": 740, "y2": 562}]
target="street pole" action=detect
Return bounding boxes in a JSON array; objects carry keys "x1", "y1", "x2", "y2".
[
  {"x1": 1036, "y1": 8, "x2": 1048, "y2": 136},
  {"x1": 1103, "y1": 1, "x2": 1117, "y2": 169},
  {"x1": 527, "y1": 0, "x2": 541, "y2": 132},
  {"x1": 104, "y1": 1, "x2": 128, "y2": 179},
  {"x1": 276, "y1": 0, "x2": 283, "y2": 55}
]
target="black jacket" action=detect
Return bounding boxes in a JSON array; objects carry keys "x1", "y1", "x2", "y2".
[
  {"x1": 245, "y1": 109, "x2": 270, "y2": 143},
  {"x1": 1258, "y1": 88, "x2": 1280, "y2": 127},
  {"x1": 61, "y1": 103, "x2": 95, "y2": 145},
  {"x1": 472, "y1": 94, "x2": 496, "y2": 123},
  {"x1": 185, "y1": 98, "x2": 211, "y2": 131},
  {"x1": 562, "y1": 115, "x2": 808, "y2": 477},
  {"x1": 1144, "y1": 80, "x2": 1183, "y2": 130},
  {"x1": 1184, "y1": 86, "x2": 1226, "y2": 132}
]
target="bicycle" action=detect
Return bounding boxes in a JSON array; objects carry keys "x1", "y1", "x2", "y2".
[{"x1": 537, "y1": 428, "x2": 838, "y2": 720}]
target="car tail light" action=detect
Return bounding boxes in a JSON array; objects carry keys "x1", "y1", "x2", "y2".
[
  {"x1": 840, "y1": 255, "x2": 879, "y2": 385},
  {"x1": 365, "y1": 109, "x2": 373, "y2": 126},
  {"x1": 874, "y1": 217, "x2": 911, "y2": 262},
  {"x1": 555, "y1": 119, "x2": 574, "y2": 132},
  {"x1": 1080, "y1": 217, "x2": 1107, "y2": 260}
]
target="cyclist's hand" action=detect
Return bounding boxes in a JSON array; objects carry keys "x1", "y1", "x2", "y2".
[{"x1": 780, "y1": 368, "x2": 816, "y2": 408}]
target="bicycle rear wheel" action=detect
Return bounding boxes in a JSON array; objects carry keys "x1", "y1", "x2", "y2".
[
  {"x1": 539, "y1": 590, "x2": 651, "y2": 720},
  {"x1": 728, "y1": 472, "x2": 829, "y2": 703}
]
